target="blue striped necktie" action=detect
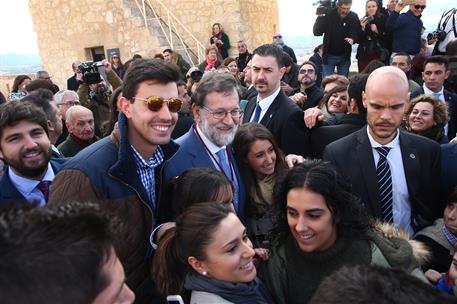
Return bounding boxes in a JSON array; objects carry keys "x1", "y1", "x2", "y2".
[
  {"x1": 252, "y1": 103, "x2": 262, "y2": 123},
  {"x1": 375, "y1": 147, "x2": 393, "y2": 223}
]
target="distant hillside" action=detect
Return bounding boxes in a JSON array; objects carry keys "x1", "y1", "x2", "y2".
[{"x1": 0, "y1": 53, "x2": 42, "y2": 75}]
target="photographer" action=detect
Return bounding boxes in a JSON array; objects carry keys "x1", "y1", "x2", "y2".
[
  {"x1": 313, "y1": 0, "x2": 361, "y2": 78},
  {"x1": 356, "y1": 0, "x2": 389, "y2": 71},
  {"x1": 185, "y1": 66, "x2": 203, "y2": 96},
  {"x1": 77, "y1": 59, "x2": 122, "y2": 137}
]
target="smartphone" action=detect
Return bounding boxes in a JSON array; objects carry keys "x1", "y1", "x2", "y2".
[
  {"x1": 401, "y1": 0, "x2": 415, "y2": 5},
  {"x1": 167, "y1": 295, "x2": 185, "y2": 304}
]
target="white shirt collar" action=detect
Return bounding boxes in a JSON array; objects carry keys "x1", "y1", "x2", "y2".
[
  {"x1": 195, "y1": 124, "x2": 226, "y2": 154},
  {"x1": 8, "y1": 162, "x2": 55, "y2": 196},
  {"x1": 423, "y1": 84, "x2": 444, "y2": 96},
  {"x1": 256, "y1": 87, "x2": 281, "y2": 110},
  {"x1": 366, "y1": 125, "x2": 400, "y2": 149}
]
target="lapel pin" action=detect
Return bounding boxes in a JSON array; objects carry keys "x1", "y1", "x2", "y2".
[{"x1": 409, "y1": 153, "x2": 415, "y2": 159}]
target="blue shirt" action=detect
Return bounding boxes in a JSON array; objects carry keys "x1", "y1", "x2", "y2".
[
  {"x1": 8, "y1": 163, "x2": 55, "y2": 207},
  {"x1": 130, "y1": 145, "x2": 164, "y2": 211}
]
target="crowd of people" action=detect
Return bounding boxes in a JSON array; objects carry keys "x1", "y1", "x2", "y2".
[{"x1": 1, "y1": 0, "x2": 457, "y2": 303}]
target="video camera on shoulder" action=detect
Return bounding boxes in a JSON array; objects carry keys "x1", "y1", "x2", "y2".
[
  {"x1": 313, "y1": 0, "x2": 337, "y2": 15},
  {"x1": 79, "y1": 61, "x2": 104, "y2": 85}
]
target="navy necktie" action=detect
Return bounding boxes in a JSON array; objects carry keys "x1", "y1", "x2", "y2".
[
  {"x1": 37, "y1": 180, "x2": 51, "y2": 203},
  {"x1": 375, "y1": 147, "x2": 393, "y2": 223},
  {"x1": 252, "y1": 103, "x2": 262, "y2": 123}
]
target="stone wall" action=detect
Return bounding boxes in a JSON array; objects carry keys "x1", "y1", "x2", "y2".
[{"x1": 28, "y1": 0, "x2": 279, "y2": 89}]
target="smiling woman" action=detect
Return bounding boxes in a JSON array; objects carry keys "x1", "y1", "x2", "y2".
[
  {"x1": 258, "y1": 159, "x2": 427, "y2": 304},
  {"x1": 152, "y1": 202, "x2": 273, "y2": 304},
  {"x1": 404, "y1": 94, "x2": 449, "y2": 143}
]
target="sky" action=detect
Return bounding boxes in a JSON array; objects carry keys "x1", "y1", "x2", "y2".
[{"x1": 0, "y1": 0, "x2": 455, "y2": 55}]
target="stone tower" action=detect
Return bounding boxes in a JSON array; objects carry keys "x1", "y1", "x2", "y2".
[{"x1": 28, "y1": 0, "x2": 279, "y2": 88}]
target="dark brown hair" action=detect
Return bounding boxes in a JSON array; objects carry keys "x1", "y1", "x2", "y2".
[{"x1": 152, "y1": 202, "x2": 234, "y2": 297}]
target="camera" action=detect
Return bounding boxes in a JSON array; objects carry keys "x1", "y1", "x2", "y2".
[
  {"x1": 313, "y1": 0, "x2": 337, "y2": 15},
  {"x1": 79, "y1": 61, "x2": 104, "y2": 85},
  {"x1": 427, "y1": 30, "x2": 447, "y2": 44},
  {"x1": 366, "y1": 16, "x2": 375, "y2": 23},
  {"x1": 190, "y1": 70, "x2": 203, "y2": 82}
]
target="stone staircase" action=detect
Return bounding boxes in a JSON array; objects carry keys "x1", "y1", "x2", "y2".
[{"x1": 122, "y1": 0, "x2": 205, "y2": 66}]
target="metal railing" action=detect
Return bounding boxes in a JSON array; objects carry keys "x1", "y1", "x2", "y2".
[{"x1": 132, "y1": 0, "x2": 206, "y2": 65}]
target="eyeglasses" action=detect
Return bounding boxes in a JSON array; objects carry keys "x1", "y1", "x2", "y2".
[
  {"x1": 414, "y1": 5, "x2": 426, "y2": 10},
  {"x1": 58, "y1": 100, "x2": 80, "y2": 107},
  {"x1": 273, "y1": 35, "x2": 282, "y2": 39},
  {"x1": 134, "y1": 96, "x2": 182, "y2": 113},
  {"x1": 201, "y1": 106, "x2": 243, "y2": 119},
  {"x1": 299, "y1": 69, "x2": 315, "y2": 74}
]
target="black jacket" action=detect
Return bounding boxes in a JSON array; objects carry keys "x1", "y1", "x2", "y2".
[
  {"x1": 324, "y1": 128, "x2": 442, "y2": 231},
  {"x1": 243, "y1": 90, "x2": 308, "y2": 156},
  {"x1": 313, "y1": 8, "x2": 361, "y2": 63}
]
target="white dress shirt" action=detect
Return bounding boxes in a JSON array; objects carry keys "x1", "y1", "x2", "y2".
[
  {"x1": 249, "y1": 87, "x2": 281, "y2": 123},
  {"x1": 367, "y1": 127, "x2": 414, "y2": 236},
  {"x1": 8, "y1": 162, "x2": 55, "y2": 207}
]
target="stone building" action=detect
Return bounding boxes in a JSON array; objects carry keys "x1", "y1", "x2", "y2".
[{"x1": 28, "y1": 0, "x2": 279, "y2": 89}]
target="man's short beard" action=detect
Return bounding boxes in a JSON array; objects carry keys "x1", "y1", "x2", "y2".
[
  {"x1": 4, "y1": 147, "x2": 52, "y2": 179},
  {"x1": 201, "y1": 116, "x2": 238, "y2": 147}
]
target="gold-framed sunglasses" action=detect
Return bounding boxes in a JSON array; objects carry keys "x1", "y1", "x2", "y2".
[{"x1": 134, "y1": 96, "x2": 182, "y2": 113}]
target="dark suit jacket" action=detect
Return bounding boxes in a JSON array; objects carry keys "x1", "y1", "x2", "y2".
[
  {"x1": 67, "y1": 74, "x2": 80, "y2": 91},
  {"x1": 441, "y1": 143, "x2": 457, "y2": 200},
  {"x1": 0, "y1": 158, "x2": 67, "y2": 208},
  {"x1": 163, "y1": 127, "x2": 246, "y2": 221},
  {"x1": 410, "y1": 87, "x2": 457, "y2": 141},
  {"x1": 243, "y1": 90, "x2": 308, "y2": 156},
  {"x1": 242, "y1": 85, "x2": 257, "y2": 102},
  {"x1": 323, "y1": 128, "x2": 442, "y2": 231}
]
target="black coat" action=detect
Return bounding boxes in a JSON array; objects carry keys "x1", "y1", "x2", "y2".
[
  {"x1": 243, "y1": 90, "x2": 308, "y2": 156},
  {"x1": 324, "y1": 128, "x2": 442, "y2": 231},
  {"x1": 313, "y1": 8, "x2": 361, "y2": 63}
]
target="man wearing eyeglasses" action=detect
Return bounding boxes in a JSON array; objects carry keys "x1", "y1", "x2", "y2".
[
  {"x1": 386, "y1": 0, "x2": 426, "y2": 55},
  {"x1": 54, "y1": 90, "x2": 80, "y2": 145},
  {"x1": 289, "y1": 61, "x2": 324, "y2": 110},
  {"x1": 49, "y1": 58, "x2": 181, "y2": 303},
  {"x1": 164, "y1": 72, "x2": 247, "y2": 220}
]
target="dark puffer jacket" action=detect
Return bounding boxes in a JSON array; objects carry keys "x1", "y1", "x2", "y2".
[
  {"x1": 49, "y1": 113, "x2": 179, "y2": 303},
  {"x1": 386, "y1": 10, "x2": 423, "y2": 55}
]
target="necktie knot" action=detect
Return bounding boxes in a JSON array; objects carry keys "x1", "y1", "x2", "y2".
[
  {"x1": 375, "y1": 146, "x2": 391, "y2": 159},
  {"x1": 432, "y1": 92, "x2": 441, "y2": 99},
  {"x1": 37, "y1": 180, "x2": 51, "y2": 203}
]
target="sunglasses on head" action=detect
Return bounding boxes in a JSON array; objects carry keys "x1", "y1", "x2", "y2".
[
  {"x1": 134, "y1": 96, "x2": 182, "y2": 113},
  {"x1": 414, "y1": 5, "x2": 426, "y2": 10}
]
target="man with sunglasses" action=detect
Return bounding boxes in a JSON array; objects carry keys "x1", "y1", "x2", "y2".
[
  {"x1": 386, "y1": 0, "x2": 426, "y2": 55},
  {"x1": 289, "y1": 61, "x2": 324, "y2": 111},
  {"x1": 49, "y1": 58, "x2": 181, "y2": 303},
  {"x1": 164, "y1": 72, "x2": 247, "y2": 221}
]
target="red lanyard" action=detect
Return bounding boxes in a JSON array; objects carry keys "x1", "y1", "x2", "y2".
[{"x1": 193, "y1": 125, "x2": 234, "y2": 182}]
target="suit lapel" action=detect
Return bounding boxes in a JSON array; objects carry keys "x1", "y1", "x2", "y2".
[
  {"x1": 0, "y1": 169, "x2": 27, "y2": 201},
  {"x1": 356, "y1": 130, "x2": 382, "y2": 217},
  {"x1": 399, "y1": 131, "x2": 420, "y2": 201},
  {"x1": 187, "y1": 129, "x2": 218, "y2": 169},
  {"x1": 260, "y1": 92, "x2": 282, "y2": 127},
  {"x1": 243, "y1": 99, "x2": 256, "y2": 124}
]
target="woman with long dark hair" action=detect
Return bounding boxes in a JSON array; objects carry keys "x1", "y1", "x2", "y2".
[
  {"x1": 153, "y1": 202, "x2": 272, "y2": 303},
  {"x1": 259, "y1": 160, "x2": 426, "y2": 304},
  {"x1": 233, "y1": 123, "x2": 288, "y2": 248},
  {"x1": 8, "y1": 74, "x2": 31, "y2": 101},
  {"x1": 356, "y1": 0, "x2": 389, "y2": 71}
]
